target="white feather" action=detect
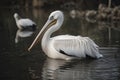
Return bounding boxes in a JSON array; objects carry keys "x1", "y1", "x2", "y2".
[
  {"x1": 14, "y1": 13, "x2": 36, "y2": 29},
  {"x1": 17, "y1": 19, "x2": 36, "y2": 27},
  {"x1": 52, "y1": 35, "x2": 102, "y2": 58}
]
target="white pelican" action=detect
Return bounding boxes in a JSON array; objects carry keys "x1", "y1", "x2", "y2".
[
  {"x1": 28, "y1": 10, "x2": 103, "y2": 60},
  {"x1": 14, "y1": 13, "x2": 36, "y2": 30}
]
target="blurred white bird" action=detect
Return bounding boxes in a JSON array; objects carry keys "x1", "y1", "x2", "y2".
[
  {"x1": 15, "y1": 29, "x2": 34, "y2": 43},
  {"x1": 28, "y1": 10, "x2": 103, "y2": 60},
  {"x1": 14, "y1": 13, "x2": 36, "y2": 31}
]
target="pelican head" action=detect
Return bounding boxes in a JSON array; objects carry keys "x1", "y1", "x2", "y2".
[
  {"x1": 14, "y1": 13, "x2": 20, "y2": 20},
  {"x1": 47, "y1": 10, "x2": 64, "y2": 29},
  {"x1": 28, "y1": 10, "x2": 64, "y2": 51}
]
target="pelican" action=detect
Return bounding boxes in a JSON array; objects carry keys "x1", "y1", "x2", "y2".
[
  {"x1": 28, "y1": 10, "x2": 103, "y2": 60},
  {"x1": 14, "y1": 13, "x2": 36, "y2": 30}
]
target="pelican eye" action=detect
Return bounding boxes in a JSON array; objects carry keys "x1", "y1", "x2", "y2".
[{"x1": 50, "y1": 16, "x2": 54, "y2": 20}]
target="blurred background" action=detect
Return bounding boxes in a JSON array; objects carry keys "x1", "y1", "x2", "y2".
[{"x1": 0, "y1": 0, "x2": 120, "y2": 9}]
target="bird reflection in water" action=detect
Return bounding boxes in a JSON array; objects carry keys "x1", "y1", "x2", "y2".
[
  {"x1": 28, "y1": 58, "x2": 68, "y2": 80},
  {"x1": 42, "y1": 58, "x2": 68, "y2": 80},
  {"x1": 41, "y1": 58, "x2": 93, "y2": 80},
  {"x1": 28, "y1": 58, "x2": 94, "y2": 80},
  {"x1": 15, "y1": 29, "x2": 34, "y2": 43}
]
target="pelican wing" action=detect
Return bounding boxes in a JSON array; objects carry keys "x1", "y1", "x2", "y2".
[
  {"x1": 18, "y1": 19, "x2": 36, "y2": 27},
  {"x1": 53, "y1": 35, "x2": 100, "y2": 58}
]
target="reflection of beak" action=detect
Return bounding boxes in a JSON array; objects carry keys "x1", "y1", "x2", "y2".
[{"x1": 28, "y1": 19, "x2": 57, "y2": 51}]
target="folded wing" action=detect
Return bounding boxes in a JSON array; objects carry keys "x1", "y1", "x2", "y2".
[{"x1": 53, "y1": 35, "x2": 102, "y2": 58}]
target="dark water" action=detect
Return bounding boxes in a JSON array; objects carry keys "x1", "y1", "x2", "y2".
[{"x1": 0, "y1": 7, "x2": 120, "y2": 80}]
